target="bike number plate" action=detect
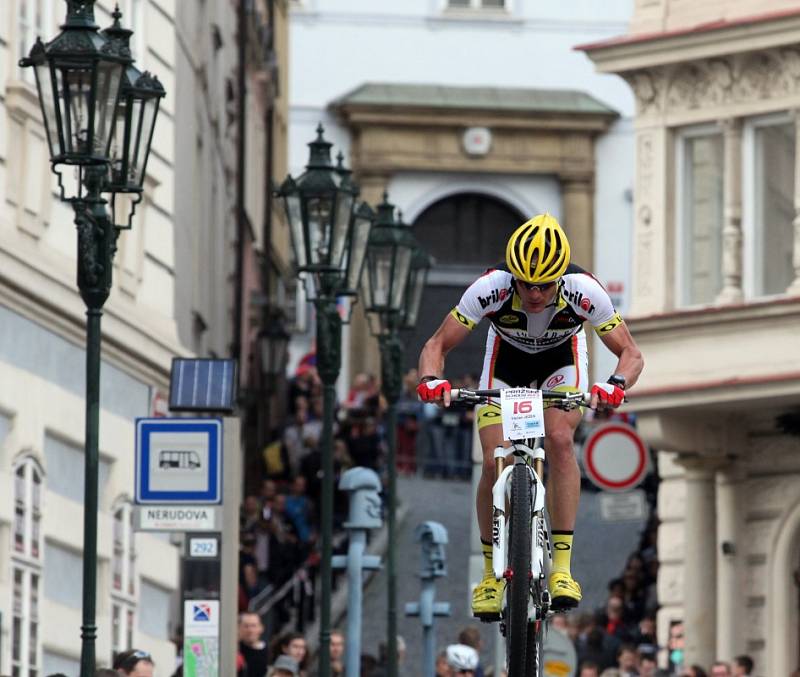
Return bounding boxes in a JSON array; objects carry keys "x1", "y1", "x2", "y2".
[{"x1": 500, "y1": 388, "x2": 545, "y2": 440}]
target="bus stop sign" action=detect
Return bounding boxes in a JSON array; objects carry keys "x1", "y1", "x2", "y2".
[{"x1": 135, "y1": 418, "x2": 222, "y2": 504}]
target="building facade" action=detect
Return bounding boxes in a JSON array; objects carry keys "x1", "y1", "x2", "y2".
[
  {"x1": 0, "y1": 0, "x2": 182, "y2": 674},
  {"x1": 288, "y1": 0, "x2": 637, "y2": 388},
  {"x1": 174, "y1": 0, "x2": 292, "y2": 470},
  {"x1": 584, "y1": 2, "x2": 800, "y2": 674}
]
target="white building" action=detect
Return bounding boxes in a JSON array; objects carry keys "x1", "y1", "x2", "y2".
[
  {"x1": 288, "y1": 0, "x2": 636, "y2": 384},
  {"x1": 583, "y1": 1, "x2": 800, "y2": 673},
  {"x1": 0, "y1": 1, "x2": 183, "y2": 674}
]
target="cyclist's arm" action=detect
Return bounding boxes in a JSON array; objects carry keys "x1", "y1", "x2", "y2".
[
  {"x1": 598, "y1": 321, "x2": 644, "y2": 389},
  {"x1": 418, "y1": 314, "x2": 471, "y2": 405}
]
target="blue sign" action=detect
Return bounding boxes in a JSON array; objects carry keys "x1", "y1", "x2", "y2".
[{"x1": 136, "y1": 418, "x2": 222, "y2": 504}]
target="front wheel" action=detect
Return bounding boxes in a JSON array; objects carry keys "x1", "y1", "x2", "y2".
[
  {"x1": 507, "y1": 463, "x2": 533, "y2": 677},
  {"x1": 524, "y1": 620, "x2": 545, "y2": 676}
]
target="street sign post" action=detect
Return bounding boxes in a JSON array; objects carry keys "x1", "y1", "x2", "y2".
[
  {"x1": 582, "y1": 422, "x2": 649, "y2": 493},
  {"x1": 135, "y1": 418, "x2": 222, "y2": 504}
]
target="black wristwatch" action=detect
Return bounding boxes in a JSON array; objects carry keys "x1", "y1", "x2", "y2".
[{"x1": 607, "y1": 374, "x2": 627, "y2": 390}]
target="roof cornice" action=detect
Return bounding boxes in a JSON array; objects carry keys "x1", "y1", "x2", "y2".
[{"x1": 578, "y1": 9, "x2": 800, "y2": 74}]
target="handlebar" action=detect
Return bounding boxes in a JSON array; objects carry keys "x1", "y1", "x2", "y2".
[{"x1": 451, "y1": 388, "x2": 592, "y2": 410}]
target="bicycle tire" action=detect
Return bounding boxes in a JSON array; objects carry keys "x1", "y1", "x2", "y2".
[
  {"x1": 507, "y1": 463, "x2": 532, "y2": 677},
  {"x1": 524, "y1": 619, "x2": 545, "y2": 676}
]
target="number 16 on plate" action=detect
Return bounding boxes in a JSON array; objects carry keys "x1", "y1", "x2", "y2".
[{"x1": 500, "y1": 388, "x2": 545, "y2": 441}]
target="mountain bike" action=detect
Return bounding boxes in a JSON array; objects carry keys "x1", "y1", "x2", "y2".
[{"x1": 452, "y1": 387, "x2": 590, "y2": 677}]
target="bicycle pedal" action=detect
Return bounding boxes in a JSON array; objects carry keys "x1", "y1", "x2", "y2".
[
  {"x1": 550, "y1": 596, "x2": 579, "y2": 611},
  {"x1": 474, "y1": 612, "x2": 502, "y2": 623}
]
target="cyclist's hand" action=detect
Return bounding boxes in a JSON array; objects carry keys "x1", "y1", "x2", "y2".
[
  {"x1": 590, "y1": 382, "x2": 625, "y2": 410},
  {"x1": 416, "y1": 378, "x2": 452, "y2": 406}
]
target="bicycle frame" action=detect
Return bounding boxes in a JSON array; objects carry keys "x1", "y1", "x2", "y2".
[{"x1": 491, "y1": 440, "x2": 551, "y2": 620}]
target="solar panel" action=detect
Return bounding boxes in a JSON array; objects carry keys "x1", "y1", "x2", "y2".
[{"x1": 169, "y1": 358, "x2": 238, "y2": 413}]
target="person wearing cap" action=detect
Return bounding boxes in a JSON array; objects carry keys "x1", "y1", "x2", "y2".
[
  {"x1": 446, "y1": 643, "x2": 479, "y2": 676},
  {"x1": 268, "y1": 654, "x2": 300, "y2": 677},
  {"x1": 112, "y1": 649, "x2": 154, "y2": 677}
]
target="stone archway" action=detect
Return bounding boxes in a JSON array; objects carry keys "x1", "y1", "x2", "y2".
[{"x1": 769, "y1": 497, "x2": 800, "y2": 676}]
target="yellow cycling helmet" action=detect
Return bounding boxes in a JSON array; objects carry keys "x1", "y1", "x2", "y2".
[{"x1": 505, "y1": 213, "x2": 570, "y2": 283}]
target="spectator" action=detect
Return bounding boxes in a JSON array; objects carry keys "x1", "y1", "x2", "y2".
[
  {"x1": 445, "y1": 644, "x2": 479, "y2": 677},
  {"x1": 360, "y1": 653, "x2": 379, "y2": 677},
  {"x1": 435, "y1": 650, "x2": 450, "y2": 677},
  {"x1": 731, "y1": 656, "x2": 753, "y2": 677},
  {"x1": 616, "y1": 644, "x2": 638, "y2": 677},
  {"x1": 576, "y1": 626, "x2": 618, "y2": 672},
  {"x1": 680, "y1": 666, "x2": 707, "y2": 677},
  {"x1": 602, "y1": 596, "x2": 632, "y2": 643},
  {"x1": 284, "y1": 475, "x2": 315, "y2": 544},
  {"x1": 375, "y1": 636, "x2": 407, "y2": 676},
  {"x1": 638, "y1": 649, "x2": 657, "y2": 677},
  {"x1": 667, "y1": 622, "x2": 685, "y2": 674},
  {"x1": 709, "y1": 663, "x2": 731, "y2": 677},
  {"x1": 457, "y1": 625, "x2": 485, "y2": 677},
  {"x1": 600, "y1": 670, "x2": 622, "y2": 677},
  {"x1": 580, "y1": 662, "x2": 601, "y2": 677},
  {"x1": 267, "y1": 655, "x2": 299, "y2": 677},
  {"x1": 238, "y1": 612, "x2": 269, "y2": 677},
  {"x1": 113, "y1": 649, "x2": 155, "y2": 676},
  {"x1": 241, "y1": 495, "x2": 263, "y2": 532},
  {"x1": 270, "y1": 632, "x2": 309, "y2": 676},
  {"x1": 330, "y1": 630, "x2": 345, "y2": 677},
  {"x1": 631, "y1": 615, "x2": 657, "y2": 646},
  {"x1": 239, "y1": 531, "x2": 260, "y2": 606}
]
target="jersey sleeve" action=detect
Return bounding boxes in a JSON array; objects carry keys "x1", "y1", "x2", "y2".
[
  {"x1": 584, "y1": 277, "x2": 624, "y2": 336},
  {"x1": 565, "y1": 273, "x2": 625, "y2": 336},
  {"x1": 450, "y1": 269, "x2": 512, "y2": 331}
]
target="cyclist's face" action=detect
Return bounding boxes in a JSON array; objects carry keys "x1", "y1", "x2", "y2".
[{"x1": 515, "y1": 278, "x2": 559, "y2": 312}]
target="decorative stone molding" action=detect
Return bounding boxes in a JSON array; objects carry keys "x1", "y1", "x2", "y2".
[{"x1": 624, "y1": 47, "x2": 800, "y2": 117}]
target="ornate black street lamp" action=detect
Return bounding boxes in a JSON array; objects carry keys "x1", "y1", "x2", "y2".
[
  {"x1": 277, "y1": 125, "x2": 373, "y2": 677},
  {"x1": 399, "y1": 243, "x2": 433, "y2": 332},
  {"x1": 259, "y1": 310, "x2": 291, "y2": 386},
  {"x1": 361, "y1": 195, "x2": 420, "y2": 677},
  {"x1": 20, "y1": 3, "x2": 163, "y2": 676}
]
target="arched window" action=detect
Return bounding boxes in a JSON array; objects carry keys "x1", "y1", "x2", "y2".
[
  {"x1": 407, "y1": 192, "x2": 525, "y2": 377},
  {"x1": 11, "y1": 456, "x2": 43, "y2": 677},
  {"x1": 111, "y1": 499, "x2": 137, "y2": 658}
]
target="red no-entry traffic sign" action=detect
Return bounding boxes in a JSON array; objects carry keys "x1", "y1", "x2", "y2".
[{"x1": 582, "y1": 422, "x2": 648, "y2": 492}]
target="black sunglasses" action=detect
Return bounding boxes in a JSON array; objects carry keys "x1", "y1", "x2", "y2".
[{"x1": 515, "y1": 279, "x2": 557, "y2": 292}]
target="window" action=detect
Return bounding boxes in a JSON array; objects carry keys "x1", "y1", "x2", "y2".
[
  {"x1": 678, "y1": 129, "x2": 724, "y2": 306},
  {"x1": 111, "y1": 500, "x2": 137, "y2": 657},
  {"x1": 44, "y1": 433, "x2": 112, "y2": 504},
  {"x1": 751, "y1": 119, "x2": 795, "y2": 296},
  {"x1": 11, "y1": 457, "x2": 43, "y2": 677},
  {"x1": 17, "y1": 0, "x2": 54, "y2": 84},
  {"x1": 448, "y1": 0, "x2": 506, "y2": 7}
]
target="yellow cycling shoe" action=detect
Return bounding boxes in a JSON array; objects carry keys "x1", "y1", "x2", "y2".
[
  {"x1": 549, "y1": 571, "x2": 582, "y2": 610},
  {"x1": 472, "y1": 572, "x2": 506, "y2": 618}
]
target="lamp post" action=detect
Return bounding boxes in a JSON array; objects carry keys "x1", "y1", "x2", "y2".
[
  {"x1": 362, "y1": 195, "x2": 423, "y2": 677},
  {"x1": 19, "y1": 2, "x2": 163, "y2": 676},
  {"x1": 277, "y1": 125, "x2": 373, "y2": 676}
]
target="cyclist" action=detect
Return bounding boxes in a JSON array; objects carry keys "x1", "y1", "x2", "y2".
[{"x1": 416, "y1": 213, "x2": 644, "y2": 614}]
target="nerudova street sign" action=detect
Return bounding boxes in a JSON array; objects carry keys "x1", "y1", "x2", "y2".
[{"x1": 135, "y1": 505, "x2": 221, "y2": 532}]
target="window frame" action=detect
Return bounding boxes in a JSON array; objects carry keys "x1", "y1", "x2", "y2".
[
  {"x1": 443, "y1": 0, "x2": 510, "y2": 12},
  {"x1": 742, "y1": 111, "x2": 796, "y2": 300},
  {"x1": 16, "y1": 0, "x2": 55, "y2": 85},
  {"x1": 110, "y1": 499, "x2": 137, "y2": 659},
  {"x1": 11, "y1": 456, "x2": 44, "y2": 677},
  {"x1": 674, "y1": 123, "x2": 724, "y2": 308}
]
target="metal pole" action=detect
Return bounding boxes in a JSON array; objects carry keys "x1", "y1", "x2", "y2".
[
  {"x1": 345, "y1": 531, "x2": 366, "y2": 677},
  {"x1": 314, "y1": 285, "x2": 342, "y2": 677},
  {"x1": 75, "y1": 166, "x2": 118, "y2": 677},
  {"x1": 420, "y1": 583, "x2": 436, "y2": 677},
  {"x1": 379, "y1": 327, "x2": 403, "y2": 677},
  {"x1": 80, "y1": 307, "x2": 101, "y2": 677}
]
